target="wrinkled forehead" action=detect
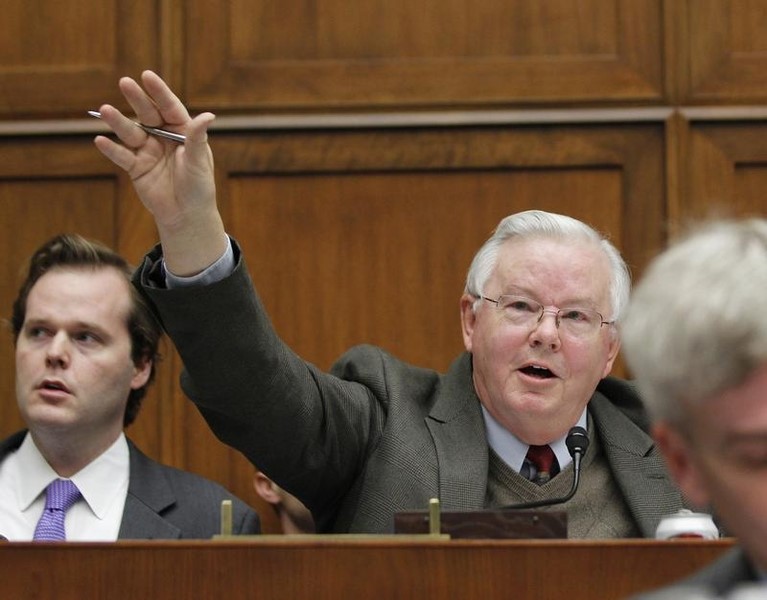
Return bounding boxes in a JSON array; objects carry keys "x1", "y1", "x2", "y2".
[{"x1": 491, "y1": 236, "x2": 613, "y2": 305}]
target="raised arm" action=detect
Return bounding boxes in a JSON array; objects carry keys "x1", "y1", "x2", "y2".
[{"x1": 93, "y1": 70, "x2": 226, "y2": 276}]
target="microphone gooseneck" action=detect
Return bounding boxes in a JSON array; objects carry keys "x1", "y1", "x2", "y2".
[
  {"x1": 501, "y1": 426, "x2": 589, "y2": 510},
  {"x1": 565, "y1": 426, "x2": 589, "y2": 457}
]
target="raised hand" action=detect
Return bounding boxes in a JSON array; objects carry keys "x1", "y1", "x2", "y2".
[{"x1": 93, "y1": 70, "x2": 226, "y2": 275}]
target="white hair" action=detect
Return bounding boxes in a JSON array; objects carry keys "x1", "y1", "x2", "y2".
[
  {"x1": 464, "y1": 210, "x2": 631, "y2": 322},
  {"x1": 622, "y1": 218, "x2": 767, "y2": 422}
]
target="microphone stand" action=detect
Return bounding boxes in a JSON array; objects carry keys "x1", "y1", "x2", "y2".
[
  {"x1": 394, "y1": 426, "x2": 590, "y2": 538},
  {"x1": 501, "y1": 426, "x2": 589, "y2": 510}
]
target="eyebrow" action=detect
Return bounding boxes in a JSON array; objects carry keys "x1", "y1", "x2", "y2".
[
  {"x1": 24, "y1": 317, "x2": 111, "y2": 336},
  {"x1": 499, "y1": 286, "x2": 600, "y2": 309}
]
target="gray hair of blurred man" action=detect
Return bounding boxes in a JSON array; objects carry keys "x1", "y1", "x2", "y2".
[
  {"x1": 464, "y1": 210, "x2": 631, "y2": 327},
  {"x1": 622, "y1": 218, "x2": 767, "y2": 424}
]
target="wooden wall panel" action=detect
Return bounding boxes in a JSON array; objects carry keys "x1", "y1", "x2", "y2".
[
  {"x1": 229, "y1": 170, "x2": 624, "y2": 372},
  {"x1": 677, "y1": 0, "x2": 767, "y2": 104},
  {"x1": 5, "y1": 1, "x2": 767, "y2": 115},
  {"x1": 0, "y1": 1, "x2": 159, "y2": 118},
  {"x1": 209, "y1": 125, "x2": 666, "y2": 372},
  {"x1": 0, "y1": 540, "x2": 736, "y2": 600},
  {"x1": 183, "y1": 0, "x2": 664, "y2": 111},
  {"x1": 678, "y1": 120, "x2": 767, "y2": 224}
]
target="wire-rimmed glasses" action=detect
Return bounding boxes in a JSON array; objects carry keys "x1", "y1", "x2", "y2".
[{"x1": 480, "y1": 294, "x2": 614, "y2": 340}]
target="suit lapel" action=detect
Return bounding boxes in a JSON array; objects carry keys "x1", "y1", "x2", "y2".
[
  {"x1": 590, "y1": 392, "x2": 684, "y2": 537},
  {"x1": 426, "y1": 353, "x2": 488, "y2": 510},
  {"x1": 0, "y1": 431, "x2": 27, "y2": 458},
  {"x1": 1, "y1": 431, "x2": 183, "y2": 539},
  {"x1": 120, "y1": 495, "x2": 181, "y2": 539},
  {"x1": 117, "y1": 441, "x2": 181, "y2": 539}
]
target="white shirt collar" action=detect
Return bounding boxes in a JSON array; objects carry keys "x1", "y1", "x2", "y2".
[
  {"x1": 481, "y1": 405, "x2": 588, "y2": 472},
  {"x1": 16, "y1": 431, "x2": 130, "y2": 519}
]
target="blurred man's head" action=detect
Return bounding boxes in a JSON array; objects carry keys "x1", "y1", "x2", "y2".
[{"x1": 623, "y1": 218, "x2": 767, "y2": 570}]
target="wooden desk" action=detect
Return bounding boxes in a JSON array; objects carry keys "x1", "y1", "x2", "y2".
[{"x1": 0, "y1": 537, "x2": 734, "y2": 599}]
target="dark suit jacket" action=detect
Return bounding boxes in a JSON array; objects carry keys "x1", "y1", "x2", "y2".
[
  {"x1": 0, "y1": 431, "x2": 260, "y2": 539},
  {"x1": 634, "y1": 547, "x2": 761, "y2": 598},
  {"x1": 136, "y1": 239, "x2": 684, "y2": 535}
]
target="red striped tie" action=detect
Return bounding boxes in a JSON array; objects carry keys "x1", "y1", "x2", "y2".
[{"x1": 526, "y1": 445, "x2": 557, "y2": 484}]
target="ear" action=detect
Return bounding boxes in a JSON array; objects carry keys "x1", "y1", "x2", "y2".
[
  {"x1": 130, "y1": 357, "x2": 152, "y2": 390},
  {"x1": 600, "y1": 334, "x2": 621, "y2": 379},
  {"x1": 460, "y1": 294, "x2": 477, "y2": 352},
  {"x1": 253, "y1": 472, "x2": 282, "y2": 505},
  {"x1": 653, "y1": 422, "x2": 711, "y2": 509}
]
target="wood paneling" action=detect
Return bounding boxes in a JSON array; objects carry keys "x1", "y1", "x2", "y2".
[
  {"x1": 677, "y1": 119, "x2": 767, "y2": 227},
  {"x1": 6, "y1": 2, "x2": 767, "y2": 113},
  {"x1": 677, "y1": 0, "x2": 767, "y2": 104},
  {"x1": 0, "y1": 1, "x2": 160, "y2": 118},
  {"x1": 0, "y1": 123, "x2": 667, "y2": 531},
  {"x1": 211, "y1": 124, "x2": 664, "y2": 372},
  {"x1": 183, "y1": 0, "x2": 664, "y2": 111},
  {"x1": 0, "y1": 539, "x2": 735, "y2": 600}
]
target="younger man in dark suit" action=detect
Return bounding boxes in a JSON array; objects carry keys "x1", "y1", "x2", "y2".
[{"x1": 0, "y1": 234, "x2": 259, "y2": 540}]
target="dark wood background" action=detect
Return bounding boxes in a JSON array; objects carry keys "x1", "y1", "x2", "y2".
[{"x1": 1, "y1": 0, "x2": 766, "y2": 533}]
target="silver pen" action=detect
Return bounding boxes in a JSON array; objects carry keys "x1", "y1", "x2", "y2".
[{"x1": 87, "y1": 110, "x2": 186, "y2": 143}]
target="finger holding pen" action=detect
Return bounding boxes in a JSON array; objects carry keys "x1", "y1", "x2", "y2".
[
  {"x1": 92, "y1": 70, "x2": 226, "y2": 276},
  {"x1": 128, "y1": 70, "x2": 191, "y2": 128}
]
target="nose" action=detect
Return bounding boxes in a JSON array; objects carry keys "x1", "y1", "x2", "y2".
[
  {"x1": 45, "y1": 332, "x2": 70, "y2": 368},
  {"x1": 529, "y1": 310, "x2": 562, "y2": 349}
]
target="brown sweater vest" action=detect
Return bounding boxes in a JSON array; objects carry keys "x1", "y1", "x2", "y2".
[{"x1": 485, "y1": 419, "x2": 640, "y2": 538}]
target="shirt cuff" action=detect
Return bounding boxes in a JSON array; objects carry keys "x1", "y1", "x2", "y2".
[{"x1": 164, "y1": 235, "x2": 235, "y2": 288}]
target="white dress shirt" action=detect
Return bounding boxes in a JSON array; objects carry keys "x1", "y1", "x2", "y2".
[
  {"x1": 0, "y1": 432, "x2": 130, "y2": 541},
  {"x1": 481, "y1": 404, "x2": 588, "y2": 474}
]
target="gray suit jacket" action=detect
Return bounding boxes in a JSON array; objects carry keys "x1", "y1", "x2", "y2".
[
  {"x1": 0, "y1": 431, "x2": 260, "y2": 539},
  {"x1": 136, "y1": 240, "x2": 684, "y2": 535},
  {"x1": 633, "y1": 547, "x2": 761, "y2": 598}
]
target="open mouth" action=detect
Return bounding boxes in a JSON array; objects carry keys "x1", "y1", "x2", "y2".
[
  {"x1": 520, "y1": 365, "x2": 555, "y2": 379},
  {"x1": 41, "y1": 380, "x2": 70, "y2": 393}
]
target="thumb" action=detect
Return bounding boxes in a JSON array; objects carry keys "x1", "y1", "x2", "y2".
[
  {"x1": 179, "y1": 112, "x2": 216, "y2": 169},
  {"x1": 184, "y1": 112, "x2": 216, "y2": 159}
]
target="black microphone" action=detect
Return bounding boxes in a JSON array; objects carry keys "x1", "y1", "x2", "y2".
[{"x1": 501, "y1": 426, "x2": 589, "y2": 510}]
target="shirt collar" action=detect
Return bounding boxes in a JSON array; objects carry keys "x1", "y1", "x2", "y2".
[
  {"x1": 481, "y1": 405, "x2": 588, "y2": 472},
  {"x1": 17, "y1": 432, "x2": 130, "y2": 519}
]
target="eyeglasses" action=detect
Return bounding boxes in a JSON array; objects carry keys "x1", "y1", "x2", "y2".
[{"x1": 479, "y1": 294, "x2": 614, "y2": 340}]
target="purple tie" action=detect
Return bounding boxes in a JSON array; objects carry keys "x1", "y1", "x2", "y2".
[{"x1": 33, "y1": 479, "x2": 81, "y2": 541}]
